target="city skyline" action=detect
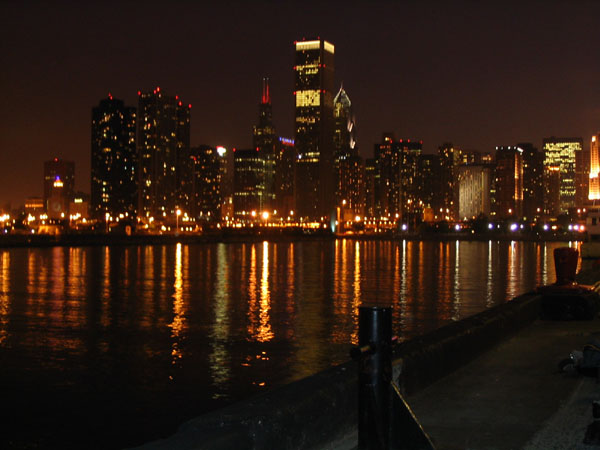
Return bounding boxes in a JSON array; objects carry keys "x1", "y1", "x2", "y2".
[{"x1": 2, "y1": 1, "x2": 600, "y2": 207}]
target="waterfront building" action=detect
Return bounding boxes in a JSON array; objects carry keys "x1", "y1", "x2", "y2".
[
  {"x1": 519, "y1": 143, "x2": 544, "y2": 221},
  {"x1": 364, "y1": 158, "x2": 376, "y2": 219},
  {"x1": 274, "y1": 137, "x2": 296, "y2": 216},
  {"x1": 137, "y1": 87, "x2": 191, "y2": 222},
  {"x1": 438, "y1": 142, "x2": 461, "y2": 221},
  {"x1": 24, "y1": 197, "x2": 44, "y2": 217},
  {"x1": 233, "y1": 148, "x2": 265, "y2": 217},
  {"x1": 544, "y1": 166, "x2": 561, "y2": 216},
  {"x1": 418, "y1": 154, "x2": 440, "y2": 218},
  {"x1": 458, "y1": 164, "x2": 493, "y2": 220},
  {"x1": 294, "y1": 38, "x2": 335, "y2": 220},
  {"x1": 189, "y1": 145, "x2": 222, "y2": 222},
  {"x1": 253, "y1": 78, "x2": 277, "y2": 211},
  {"x1": 576, "y1": 140, "x2": 590, "y2": 209},
  {"x1": 43, "y1": 158, "x2": 75, "y2": 217},
  {"x1": 91, "y1": 95, "x2": 137, "y2": 221},
  {"x1": 542, "y1": 137, "x2": 583, "y2": 214},
  {"x1": 493, "y1": 146, "x2": 523, "y2": 219},
  {"x1": 590, "y1": 134, "x2": 600, "y2": 201}
]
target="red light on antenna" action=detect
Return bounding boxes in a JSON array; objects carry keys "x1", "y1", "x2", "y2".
[
  {"x1": 178, "y1": 101, "x2": 182, "y2": 106},
  {"x1": 407, "y1": 139, "x2": 411, "y2": 143},
  {"x1": 256, "y1": 147, "x2": 259, "y2": 151},
  {"x1": 137, "y1": 90, "x2": 141, "y2": 96},
  {"x1": 399, "y1": 139, "x2": 403, "y2": 143},
  {"x1": 156, "y1": 86, "x2": 160, "y2": 92},
  {"x1": 153, "y1": 90, "x2": 156, "y2": 94},
  {"x1": 188, "y1": 104, "x2": 192, "y2": 109},
  {"x1": 108, "y1": 92, "x2": 113, "y2": 100},
  {"x1": 420, "y1": 140, "x2": 423, "y2": 144},
  {"x1": 233, "y1": 148, "x2": 236, "y2": 152}
]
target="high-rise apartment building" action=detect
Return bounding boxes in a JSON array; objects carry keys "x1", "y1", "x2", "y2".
[
  {"x1": 137, "y1": 87, "x2": 191, "y2": 222},
  {"x1": 519, "y1": 143, "x2": 544, "y2": 221},
  {"x1": 44, "y1": 158, "x2": 75, "y2": 218},
  {"x1": 438, "y1": 142, "x2": 461, "y2": 220},
  {"x1": 542, "y1": 137, "x2": 583, "y2": 214},
  {"x1": 576, "y1": 139, "x2": 591, "y2": 208},
  {"x1": 294, "y1": 38, "x2": 335, "y2": 220},
  {"x1": 458, "y1": 164, "x2": 493, "y2": 220},
  {"x1": 493, "y1": 146, "x2": 523, "y2": 219},
  {"x1": 274, "y1": 137, "x2": 296, "y2": 216},
  {"x1": 189, "y1": 145, "x2": 223, "y2": 222},
  {"x1": 590, "y1": 134, "x2": 600, "y2": 201},
  {"x1": 91, "y1": 95, "x2": 137, "y2": 220},
  {"x1": 253, "y1": 78, "x2": 277, "y2": 211}
]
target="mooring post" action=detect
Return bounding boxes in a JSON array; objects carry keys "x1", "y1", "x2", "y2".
[{"x1": 353, "y1": 305, "x2": 393, "y2": 450}]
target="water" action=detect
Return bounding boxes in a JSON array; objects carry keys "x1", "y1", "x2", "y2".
[{"x1": 0, "y1": 239, "x2": 578, "y2": 449}]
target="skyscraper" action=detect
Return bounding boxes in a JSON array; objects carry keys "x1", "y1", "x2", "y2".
[
  {"x1": 253, "y1": 78, "x2": 277, "y2": 211},
  {"x1": 294, "y1": 38, "x2": 335, "y2": 220},
  {"x1": 189, "y1": 145, "x2": 222, "y2": 222},
  {"x1": 332, "y1": 85, "x2": 359, "y2": 212},
  {"x1": 44, "y1": 158, "x2": 75, "y2": 217},
  {"x1": 233, "y1": 148, "x2": 264, "y2": 217},
  {"x1": 91, "y1": 95, "x2": 137, "y2": 220},
  {"x1": 519, "y1": 143, "x2": 544, "y2": 221},
  {"x1": 542, "y1": 137, "x2": 582, "y2": 214},
  {"x1": 438, "y1": 142, "x2": 461, "y2": 220},
  {"x1": 137, "y1": 87, "x2": 191, "y2": 222},
  {"x1": 493, "y1": 146, "x2": 523, "y2": 219},
  {"x1": 590, "y1": 134, "x2": 600, "y2": 201}
]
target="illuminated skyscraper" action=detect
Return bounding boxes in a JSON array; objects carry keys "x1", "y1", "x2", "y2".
[
  {"x1": 458, "y1": 164, "x2": 493, "y2": 220},
  {"x1": 91, "y1": 95, "x2": 137, "y2": 220},
  {"x1": 590, "y1": 134, "x2": 600, "y2": 201},
  {"x1": 493, "y1": 146, "x2": 523, "y2": 219},
  {"x1": 294, "y1": 38, "x2": 335, "y2": 220},
  {"x1": 542, "y1": 137, "x2": 583, "y2": 214},
  {"x1": 44, "y1": 158, "x2": 75, "y2": 217},
  {"x1": 333, "y1": 85, "x2": 358, "y2": 210},
  {"x1": 253, "y1": 78, "x2": 277, "y2": 210},
  {"x1": 438, "y1": 142, "x2": 461, "y2": 220},
  {"x1": 137, "y1": 87, "x2": 191, "y2": 222},
  {"x1": 274, "y1": 137, "x2": 296, "y2": 215}
]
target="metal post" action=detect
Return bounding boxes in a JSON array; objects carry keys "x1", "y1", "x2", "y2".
[{"x1": 355, "y1": 306, "x2": 393, "y2": 450}]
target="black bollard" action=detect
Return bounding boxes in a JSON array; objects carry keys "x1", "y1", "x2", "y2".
[
  {"x1": 356, "y1": 306, "x2": 393, "y2": 450},
  {"x1": 554, "y1": 247, "x2": 578, "y2": 285}
]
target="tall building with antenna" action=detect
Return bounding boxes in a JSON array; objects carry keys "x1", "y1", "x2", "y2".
[
  {"x1": 253, "y1": 78, "x2": 277, "y2": 211},
  {"x1": 293, "y1": 37, "x2": 335, "y2": 220}
]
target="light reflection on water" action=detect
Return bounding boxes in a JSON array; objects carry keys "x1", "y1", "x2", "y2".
[{"x1": 0, "y1": 239, "x2": 570, "y2": 449}]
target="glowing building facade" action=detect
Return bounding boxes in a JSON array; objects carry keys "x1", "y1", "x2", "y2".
[
  {"x1": 91, "y1": 96, "x2": 137, "y2": 220},
  {"x1": 233, "y1": 148, "x2": 265, "y2": 217},
  {"x1": 189, "y1": 145, "x2": 222, "y2": 222},
  {"x1": 458, "y1": 164, "x2": 493, "y2": 220},
  {"x1": 589, "y1": 134, "x2": 600, "y2": 201},
  {"x1": 294, "y1": 38, "x2": 335, "y2": 220},
  {"x1": 44, "y1": 158, "x2": 75, "y2": 218},
  {"x1": 137, "y1": 87, "x2": 191, "y2": 222},
  {"x1": 542, "y1": 137, "x2": 582, "y2": 213}
]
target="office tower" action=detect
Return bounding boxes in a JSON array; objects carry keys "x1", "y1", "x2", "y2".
[
  {"x1": 274, "y1": 137, "x2": 296, "y2": 216},
  {"x1": 44, "y1": 158, "x2": 75, "y2": 217},
  {"x1": 518, "y1": 143, "x2": 544, "y2": 221},
  {"x1": 493, "y1": 146, "x2": 523, "y2": 219},
  {"x1": 189, "y1": 145, "x2": 222, "y2": 222},
  {"x1": 333, "y1": 85, "x2": 358, "y2": 209},
  {"x1": 91, "y1": 95, "x2": 137, "y2": 220},
  {"x1": 253, "y1": 78, "x2": 277, "y2": 210},
  {"x1": 576, "y1": 140, "x2": 591, "y2": 208},
  {"x1": 542, "y1": 137, "x2": 583, "y2": 214},
  {"x1": 438, "y1": 142, "x2": 461, "y2": 221},
  {"x1": 233, "y1": 149, "x2": 264, "y2": 217},
  {"x1": 294, "y1": 38, "x2": 335, "y2": 220},
  {"x1": 590, "y1": 134, "x2": 600, "y2": 201},
  {"x1": 458, "y1": 164, "x2": 493, "y2": 220},
  {"x1": 137, "y1": 87, "x2": 191, "y2": 222}
]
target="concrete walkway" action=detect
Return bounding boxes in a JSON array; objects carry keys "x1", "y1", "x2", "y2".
[{"x1": 404, "y1": 318, "x2": 600, "y2": 450}]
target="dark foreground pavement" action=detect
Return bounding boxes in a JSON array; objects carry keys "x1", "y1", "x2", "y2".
[{"x1": 332, "y1": 318, "x2": 600, "y2": 450}]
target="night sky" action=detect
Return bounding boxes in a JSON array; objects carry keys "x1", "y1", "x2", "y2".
[{"x1": 1, "y1": 1, "x2": 599, "y2": 208}]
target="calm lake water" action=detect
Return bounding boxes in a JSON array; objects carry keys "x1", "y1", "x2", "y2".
[{"x1": 0, "y1": 239, "x2": 579, "y2": 449}]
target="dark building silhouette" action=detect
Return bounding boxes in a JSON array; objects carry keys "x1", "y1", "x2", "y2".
[
  {"x1": 91, "y1": 95, "x2": 137, "y2": 220},
  {"x1": 493, "y1": 146, "x2": 523, "y2": 219},
  {"x1": 294, "y1": 38, "x2": 335, "y2": 220},
  {"x1": 44, "y1": 158, "x2": 75, "y2": 218},
  {"x1": 438, "y1": 142, "x2": 460, "y2": 221},
  {"x1": 518, "y1": 142, "x2": 544, "y2": 221},
  {"x1": 233, "y1": 148, "x2": 264, "y2": 217},
  {"x1": 275, "y1": 137, "x2": 296, "y2": 216},
  {"x1": 189, "y1": 145, "x2": 222, "y2": 222},
  {"x1": 137, "y1": 87, "x2": 190, "y2": 222},
  {"x1": 253, "y1": 78, "x2": 277, "y2": 211}
]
